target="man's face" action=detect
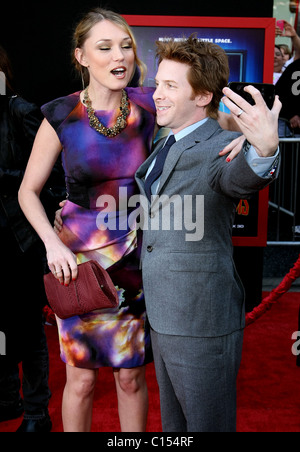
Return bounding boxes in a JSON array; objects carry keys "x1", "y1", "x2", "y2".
[{"x1": 153, "y1": 59, "x2": 209, "y2": 134}]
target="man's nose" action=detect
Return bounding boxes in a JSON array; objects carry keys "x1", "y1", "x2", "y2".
[{"x1": 153, "y1": 85, "x2": 164, "y2": 101}]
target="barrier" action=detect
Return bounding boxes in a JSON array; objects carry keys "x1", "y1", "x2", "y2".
[
  {"x1": 246, "y1": 253, "x2": 300, "y2": 326},
  {"x1": 247, "y1": 139, "x2": 300, "y2": 325},
  {"x1": 268, "y1": 138, "x2": 300, "y2": 245}
]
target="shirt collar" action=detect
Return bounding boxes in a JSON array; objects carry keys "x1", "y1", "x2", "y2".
[{"x1": 172, "y1": 117, "x2": 209, "y2": 142}]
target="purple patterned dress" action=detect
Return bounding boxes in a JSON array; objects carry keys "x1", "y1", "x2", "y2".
[{"x1": 42, "y1": 87, "x2": 156, "y2": 369}]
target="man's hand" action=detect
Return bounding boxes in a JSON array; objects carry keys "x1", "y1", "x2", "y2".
[
  {"x1": 222, "y1": 86, "x2": 282, "y2": 157},
  {"x1": 290, "y1": 115, "x2": 300, "y2": 129},
  {"x1": 54, "y1": 200, "x2": 66, "y2": 234}
]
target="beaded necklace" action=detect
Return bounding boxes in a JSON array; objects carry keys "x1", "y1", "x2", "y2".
[{"x1": 83, "y1": 88, "x2": 130, "y2": 138}]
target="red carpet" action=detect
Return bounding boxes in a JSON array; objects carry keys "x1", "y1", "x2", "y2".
[
  {"x1": 237, "y1": 292, "x2": 300, "y2": 432},
  {"x1": 1, "y1": 292, "x2": 300, "y2": 432}
]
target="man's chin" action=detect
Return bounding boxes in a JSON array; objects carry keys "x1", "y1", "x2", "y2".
[{"x1": 156, "y1": 118, "x2": 170, "y2": 128}]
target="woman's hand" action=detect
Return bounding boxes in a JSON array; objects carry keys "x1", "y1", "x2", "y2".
[
  {"x1": 46, "y1": 236, "x2": 78, "y2": 286},
  {"x1": 219, "y1": 135, "x2": 246, "y2": 162}
]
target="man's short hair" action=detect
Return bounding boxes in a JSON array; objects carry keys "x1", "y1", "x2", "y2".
[{"x1": 156, "y1": 35, "x2": 230, "y2": 119}]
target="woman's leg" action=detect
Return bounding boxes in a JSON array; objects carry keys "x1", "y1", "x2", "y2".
[
  {"x1": 113, "y1": 366, "x2": 148, "y2": 432},
  {"x1": 62, "y1": 365, "x2": 98, "y2": 432}
]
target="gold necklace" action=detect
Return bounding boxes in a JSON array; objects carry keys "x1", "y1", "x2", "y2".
[{"x1": 83, "y1": 88, "x2": 130, "y2": 138}]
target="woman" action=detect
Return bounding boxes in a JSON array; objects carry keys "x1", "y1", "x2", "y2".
[
  {"x1": 19, "y1": 8, "x2": 156, "y2": 432},
  {"x1": 274, "y1": 45, "x2": 286, "y2": 85},
  {"x1": 19, "y1": 8, "x2": 241, "y2": 432}
]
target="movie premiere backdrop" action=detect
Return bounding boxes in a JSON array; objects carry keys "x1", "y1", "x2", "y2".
[{"x1": 124, "y1": 15, "x2": 276, "y2": 247}]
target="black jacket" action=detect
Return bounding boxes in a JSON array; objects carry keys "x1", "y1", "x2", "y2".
[
  {"x1": 0, "y1": 94, "x2": 42, "y2": 251},
  {"x1": 275, "y1": 59, "x2": 300, "y2": 135},
  {"x1": 0, "y1": 94, "x2": 66, "y2": 252}
]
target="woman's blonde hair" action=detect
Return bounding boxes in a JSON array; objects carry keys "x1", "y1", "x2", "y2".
[{"x1": 72, "y1": 8, "x2": 146, "y2": 86}]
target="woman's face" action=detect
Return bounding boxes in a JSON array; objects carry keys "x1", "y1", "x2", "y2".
[
  {"x1": 76, "y1": 20, "x2": 135, "y2": 91},
  {"x1": 274, "y1": 47, "x2": 284, "y2": 73},
  {"x1": 281, "y1": 49, "x2": 290, "y2": 63}
]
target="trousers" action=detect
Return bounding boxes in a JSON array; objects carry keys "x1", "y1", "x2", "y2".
[
  {"x1": 151, "y1": 328, "x2": 244, "y2": 432},
  {"x1": 0, "y1": 226, "x2": 51, "y2": 417}
]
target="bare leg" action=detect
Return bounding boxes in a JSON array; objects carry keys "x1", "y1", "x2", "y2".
[
  {"x1": 62, "y1": 365, "x2": 99, "y2": 432},
  {"x1": 114, "y1": 366, "x2": 148, "y2": 432}
]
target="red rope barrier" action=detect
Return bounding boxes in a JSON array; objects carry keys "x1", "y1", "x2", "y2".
[{"x1": 246, "y1": 253, "x2": 300, "y2": 326}]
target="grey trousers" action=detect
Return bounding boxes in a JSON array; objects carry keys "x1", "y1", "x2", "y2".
[{"x1": 151, "y1": 329, "x2": 244, "y2": 432}]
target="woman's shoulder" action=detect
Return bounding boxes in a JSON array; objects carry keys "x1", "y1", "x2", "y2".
[
  {"x1": 41, "y1": 92, "x2": 81, "y2": 131},
  {"x1": 125, "y1": 86, "x2": 156, "y2": 115}
]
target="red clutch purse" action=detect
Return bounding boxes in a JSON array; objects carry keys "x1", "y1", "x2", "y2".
[{"x1": 44, "y1": 260, "x2": 119, "y2": 320}]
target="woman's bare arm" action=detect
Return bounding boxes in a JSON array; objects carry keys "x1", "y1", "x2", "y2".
[{"x1": 18, "y1": 119, "x2": 78, "y2": 285}]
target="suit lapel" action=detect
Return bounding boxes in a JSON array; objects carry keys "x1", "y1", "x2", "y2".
[
  {"x1": 135, "y1": 118, "x2": 221, "y2": 203},
  {"x1": 156, "y1": 119, "x2": 221, "y2": 198}
]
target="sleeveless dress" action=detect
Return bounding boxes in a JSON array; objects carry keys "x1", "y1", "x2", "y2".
[{"x1": 41, "y1": 87, "x2": 156, "y2": 369}]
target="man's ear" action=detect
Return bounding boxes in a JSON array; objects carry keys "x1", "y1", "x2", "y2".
[
  {"x1": 75, "y1": 47, "x2": 89, "y2": 68},
  {"x1": 196, "y1": 92, "x2": 213, "y2": 108}
]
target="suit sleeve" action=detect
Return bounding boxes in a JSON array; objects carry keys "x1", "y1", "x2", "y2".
[{"x1": 208, "y1": 139, "x2": 280, "y2": 199}]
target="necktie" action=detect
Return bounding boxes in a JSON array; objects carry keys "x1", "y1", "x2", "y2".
[{"x1": 145, "y1": 135, "x2": 176, "y2": 200}]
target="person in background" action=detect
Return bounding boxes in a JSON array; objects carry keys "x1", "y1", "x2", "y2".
[
  {"x1": 275, "y1": 57, "x2": 300, "y2": 236},
  {"x1": 279, "y1": 44, "x2": 292, "y2": 64},
  {"x1": 276, "y1": 58, "x2": 300, "y2": 137},
  {"x1": 0, "y1": 45, "x2": 52, "y2": 432},
  {"x1": 274, "y1": 20, "x2": 300, "y2": 85},
  {"x1": 274, "y1": 45, "x2": 286, "y2": 85}
]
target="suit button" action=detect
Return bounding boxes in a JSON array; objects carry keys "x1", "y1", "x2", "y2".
[{"x1": 147, "y1": 246, "x2": 153, "y2": 253}]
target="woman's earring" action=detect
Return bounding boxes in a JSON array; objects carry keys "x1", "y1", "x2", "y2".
[{"x1": 80, "y1": 69, "x2": 85, "y2": 90}]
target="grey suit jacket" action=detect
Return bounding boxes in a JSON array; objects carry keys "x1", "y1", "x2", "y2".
[{"x1": 135, "y1": 118, "x2": 279, "y2": 338}]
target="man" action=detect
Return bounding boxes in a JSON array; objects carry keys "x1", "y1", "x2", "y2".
[
  {"x1": 274, "y1": 21, "x2": 300, "y2": 85},
  {"x1": 275, "y1": 57, "x2": 300, "y2": 236},
  {"x1": 275, "y1": 58, "x2": 300, "y2": 136},
  {"x1": 135, "y1": 36, "x2": 281, "y2": 432}
]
